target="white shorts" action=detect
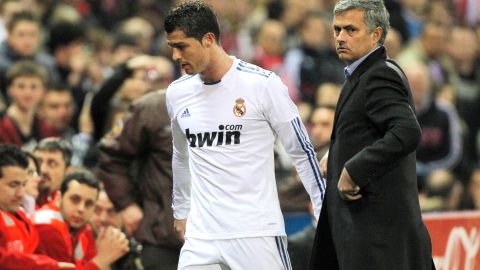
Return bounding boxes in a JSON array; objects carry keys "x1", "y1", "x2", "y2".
[{"x1": 178, "y1": 236, "x2": 292, "y2": 270}]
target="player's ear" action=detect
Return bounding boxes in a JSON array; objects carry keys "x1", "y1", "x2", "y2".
[{"x1": 202, "y1": 32, "x2": 216, "y2": 48}]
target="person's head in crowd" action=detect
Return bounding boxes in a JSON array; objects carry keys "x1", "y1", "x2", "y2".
[
  {"x1": 298, "y1": 12, "x2": 330, "y2": 50},
  {"x1": 6, "y1": 60, "x2": 47, "y2": 111},
  {"x1": 38, "y1": 83, "x2": 74, "y2": 134},
  {"x1": 86, "y1": 28, "x2": 113, "y2": 67},
  {"x1": 280, "y1": 0, "x2": 310, "y2": 30},
  {"x1": 316, "y1": 83, "x2": 341, "y2": 106},
  {"x1": 60, "y1": 170, "x2": 100, "y2": 229},
  {"x1": 447, "y1": 26, "x2": 478, "y2": 68},
  {"x1": 310, "y1": 104, "x2": 336, "y2": 151},
  {"x1": 48, "y1": 3, "x2": 81, "y2": 25},
  {"x1": 6, "y1": 11, "x2": 40, "y2": 57},
  {"x1": 47, "y1": 20, "x2": 85, "y2": 67},
  {"x1": 23, "y1": 151, "x2": 41, "y2": 199},
  {"x1": 0, "y1": 0, "x2": 24, "y2": 25},
  {"x1": 0, "y1": 144, "x2": 28, "y2": 213},
  {"x1": 256, "y1": 19, "x2": 286, "y2": 57},
  {"x1": 111, "y1": 34, "x2": 141, "y2": 66},
  {"x1": 34, "y1": 137, "x2": 71, "y2": 196},
  {"x1": 420, "y1": 169, "x2": 463, "y2": 212},
  {"x1": 333, "y1": 0, "x2": 390, "y2": 64},
  {"x1": 384, "y1": 28, "x2": 402, "y2": 60},
  {"x1": 424, "y1": 0, "x2": 453, "y2": 27},
  {"x1": 119, "y1": 17, "x2": 155, "y2": 54},
  {"x1": 402, "y1": 0, "x2": 428, "y2": 17},
  {"x1": 90, "y1": 189, "x2": 122, "y2": 233},
  {"x1": 420, "y1": 21, "x2": 448, "y2": 60},
  {"x1": 403, "y1": 61, "x2": 432, "y2": 112},
  {"x1": 118, "y1": 55, "x2": 174, "y2": 103}
]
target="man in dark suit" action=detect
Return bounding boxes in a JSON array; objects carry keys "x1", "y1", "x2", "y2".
[{"x1": 308, "y1": 0, "x2": 435, "y2": 269}]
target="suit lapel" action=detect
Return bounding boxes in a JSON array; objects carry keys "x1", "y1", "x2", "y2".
[{"x1": 331, "y1": 47, "x2": 387, "y2": 140}]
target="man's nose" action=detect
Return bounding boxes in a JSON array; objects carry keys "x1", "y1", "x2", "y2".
[
  {"x1": 172, "y1": 48, "x2": 181, "y2": 62},
  {"x1": 336, "y1": 30, "x2": 347, "y2": 42},
  {"x1": 16, "y1": 185, "x2": 25, "y2": 198}
]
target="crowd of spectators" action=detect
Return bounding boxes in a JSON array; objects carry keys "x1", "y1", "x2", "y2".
[{"x1": 0, "y1": 0, "x2": 479, "y2": 269}]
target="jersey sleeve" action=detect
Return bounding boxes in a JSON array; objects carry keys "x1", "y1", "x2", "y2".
[
  {"x1": 263, "y1": 74, "x2": 325, "y2": 218},
  {"x1": 167, "y1": 91, "x2": 191, "y2": 220}
]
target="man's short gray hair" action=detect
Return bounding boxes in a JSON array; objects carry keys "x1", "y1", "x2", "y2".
[{"x1": 334, "y1": 0, "x2": 390, "y2": 45}]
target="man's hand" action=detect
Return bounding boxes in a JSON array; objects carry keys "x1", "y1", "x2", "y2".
[
  {"x1": 320, "y1": 151, "x2": 329, "y2": 177},
  {"x1": 338, "y1": 167, "x2": 362, "y2": 201},
  {"x1": 121, "y1": 204, "x2": 143, "y2": 236},
  {"x1": 57, "y1": 262, "x2": 75, "y2": 269},
  {"x1": 174, "y1": 219, "x2": 187, "y2": 242},
  {"x1": 93, "y1": 227, "x2": 130, "y2": 270}
]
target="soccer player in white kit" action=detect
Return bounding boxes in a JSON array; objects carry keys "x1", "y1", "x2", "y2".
[{"x1": 164, "y1": 2, "x2": 325, "y2": 269}]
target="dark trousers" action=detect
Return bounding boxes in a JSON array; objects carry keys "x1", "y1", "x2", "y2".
[{"x1": 141, "y1": 244, "x2": 180, "y2": 270}]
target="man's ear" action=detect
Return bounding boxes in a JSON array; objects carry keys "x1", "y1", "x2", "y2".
[
  {"x1": 372, "y1": 27, "x2": 382, "y2": 44},
  {"x1": 202, "y1": 32, "x2": 216, "y2": 48}
]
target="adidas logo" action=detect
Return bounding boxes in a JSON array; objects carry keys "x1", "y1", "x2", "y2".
[{"x1": 181, "y1": 108, "x2": 191, "y2": 118}]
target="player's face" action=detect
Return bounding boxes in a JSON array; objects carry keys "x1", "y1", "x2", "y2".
[
  {"x1": 333, "y1": 9, "x2": 381, "y2": 64},
  {"x1": 167, "y1": 29, "x2": 210, "y2": 75},
  {"x1": 0, "y1": 166, "x2": 28, "y2": 212},
  {"x1": 61, "y1": 180, "x2": 98, "y2": 229}
]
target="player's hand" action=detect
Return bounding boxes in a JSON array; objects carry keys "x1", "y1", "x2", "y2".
[
  {"x1": 338, "y1": 167, "x2": 362, "y2": 201},
  {"x1": 121, "y1": 204, "x2": 143, "y2": 236},
  {"x1": 58, "y1": 262, "x2": 75, "y2": 269},
  {"x1": 174, "y1": 218, "x2": 187, "y2": 242},
  {"x1": 320, "y1": 151, "x2": 329, "y2": 178}
]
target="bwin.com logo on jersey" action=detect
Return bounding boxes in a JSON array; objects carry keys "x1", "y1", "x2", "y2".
[
  {"x1": 181, "y1": 108, "x2": 191, "y2": 118},
  {"x1": 186, "y1": 124, "x2": 242, "y2": 147}
]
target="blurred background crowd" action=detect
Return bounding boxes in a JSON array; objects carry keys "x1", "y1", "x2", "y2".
[
  {"x1": 1, "y1": 0, "x2": 479, "y2": 217},
  {"x1": 0, "y1": 0, "x2": 479, "y2": 268}
]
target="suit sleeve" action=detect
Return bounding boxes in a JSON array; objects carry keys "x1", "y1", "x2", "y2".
[
  {"x1": 263, "y1": 74, "x2": 325, "y2": 218},
  {"x1": 167, "y1": 91, "x2": 191, "y2": 220},
  {"x1": 345, "y1": 65, "x2": 421, "y2": 187}
]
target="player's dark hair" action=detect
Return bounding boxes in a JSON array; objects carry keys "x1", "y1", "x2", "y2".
[{"x1": 164, "y1": 1, "x2": 221, "y2": 44}]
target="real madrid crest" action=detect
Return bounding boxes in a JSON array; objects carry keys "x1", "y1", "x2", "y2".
[{"x1": 233, "y1": 98, "x2": 246, "y2": 117}]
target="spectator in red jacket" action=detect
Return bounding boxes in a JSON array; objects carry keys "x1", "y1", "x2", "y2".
[
  {"x1": 0, "y1": 60, "x2": 58, "y2": 150},
  {"x1": 0, "y1": 143, "x2": 75, "y2": 270},
  {"x1": 33, "y1": 137, "x2": 71, "y2": 207},
  {"x1": 32, "y1": 170, "x2": 129, "y2": 270}
]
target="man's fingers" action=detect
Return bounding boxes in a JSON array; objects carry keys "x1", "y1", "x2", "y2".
[
  {"x1": 339, "y1": 190, "x2": 362, "y2": 201},
  {"x1": 58, "y1": 262, "x2": 76, "y2": 269}
]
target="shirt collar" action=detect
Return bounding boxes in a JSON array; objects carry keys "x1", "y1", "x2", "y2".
[{"x1": 344, "y1": 46, "x2": 381, "y2": 78}]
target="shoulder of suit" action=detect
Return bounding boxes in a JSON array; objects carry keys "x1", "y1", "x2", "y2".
[{"x1": 366, "y1": 59, "x2": 404, "y2": 76}]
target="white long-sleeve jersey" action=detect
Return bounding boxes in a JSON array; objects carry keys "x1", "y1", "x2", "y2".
[{"x1": 166, "y1": 57, "x2": 325, "y2": 239}]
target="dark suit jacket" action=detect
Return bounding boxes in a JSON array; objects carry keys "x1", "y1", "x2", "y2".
[{"x1": 308, "y1": 47, "x2": 434, "y2": 270}]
